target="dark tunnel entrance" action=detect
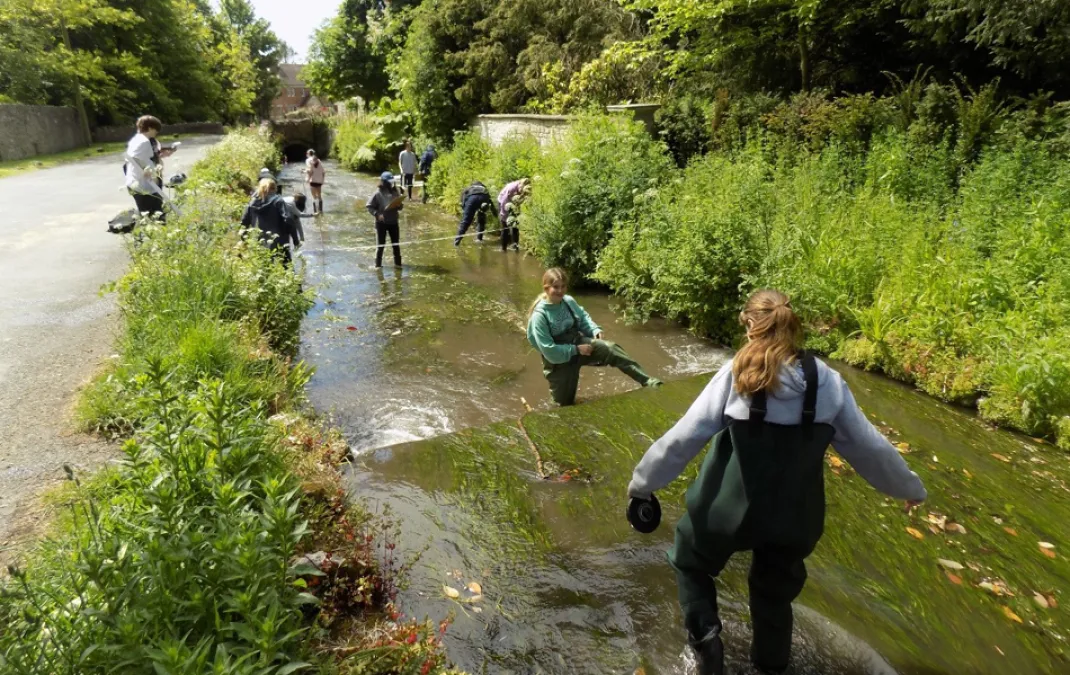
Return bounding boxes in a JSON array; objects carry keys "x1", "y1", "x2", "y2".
[{"x1": 283, "y1": 144, "x2": 312, "y2": 162}]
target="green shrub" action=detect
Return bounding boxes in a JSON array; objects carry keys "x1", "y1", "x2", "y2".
[
  {"x1": 523, "y1": 114, "x2": 673, "y2": 281},
  {"x1": 656, "y1": 94, "x2": 712, "y2": 166},
  {"x1": 182, "y1": 128, "x2": 280, "y2": 199}
]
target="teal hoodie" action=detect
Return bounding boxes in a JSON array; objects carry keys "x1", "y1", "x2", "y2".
[{"x1": 526, "y1": 295, "x2": 601, "y2": 364}]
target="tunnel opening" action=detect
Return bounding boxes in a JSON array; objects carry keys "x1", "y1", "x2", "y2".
[{"x1": 283, "y1": 144, "x2": 312, "y2": 162}]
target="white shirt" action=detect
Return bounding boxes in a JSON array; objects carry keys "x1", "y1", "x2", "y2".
[
  {"x1": 305, "y1": 158, "x2": 326, "y2": 183},
  {"x1": 124, "y1": 133, "x2": 163, "y2": 196},
  {"x1": 399, "y1": 150, "x2": 417, "y2": 174}
]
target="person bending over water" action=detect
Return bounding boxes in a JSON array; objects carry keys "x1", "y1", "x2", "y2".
[
  {"x1": 627, "y1": 289, "x2": 927, "y2": 675},
  {"x1": 527, "y1": 267, "x2": 662, "y2": 406}
]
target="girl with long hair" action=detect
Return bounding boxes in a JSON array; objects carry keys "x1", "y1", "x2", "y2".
[
  {"x1": 627, "y1": 289, "x2": 927, "y2": 675},
  {"x1": 526, "y1": 267, "x2": 662, "y2": 405}
]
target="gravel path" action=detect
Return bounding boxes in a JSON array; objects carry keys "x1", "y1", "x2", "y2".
[{"x1": 0, "y1": 136, "x2": 221, "y2": 559}]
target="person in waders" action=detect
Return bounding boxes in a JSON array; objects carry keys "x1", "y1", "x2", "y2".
[
  {"x1": 527, "y1": 267, "x2": 662, "y2": 406},
  {"x1": 627, "y1": 289, "x2": 927, "y2": 675}
]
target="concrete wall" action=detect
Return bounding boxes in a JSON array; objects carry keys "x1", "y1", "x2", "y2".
[
  {"x1": 92, "y1": 122, "x2": 225, "y2": 143},
  {"x1": 0, "y1": 104, "x2": 85, "y2": 162},
  {"x1": 472, "y1": 114, "x2": 572, "y2": 147}
]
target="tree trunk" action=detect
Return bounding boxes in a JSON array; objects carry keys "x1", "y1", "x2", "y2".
[
  {"x1": 798, "y1": 27, "x2": 811, "y2": 92},
  {"x1": 60, "y1": 19, "x2": 92, "y2": 146}
]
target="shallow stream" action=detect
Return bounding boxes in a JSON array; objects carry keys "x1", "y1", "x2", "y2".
[{"x1": 283, "y1": 162, "x2": 1069, "y2": 674}]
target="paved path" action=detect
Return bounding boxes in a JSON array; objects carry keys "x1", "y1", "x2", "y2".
[{"x1": 0, "y1": 136, "x2": 221, "y2": 557}]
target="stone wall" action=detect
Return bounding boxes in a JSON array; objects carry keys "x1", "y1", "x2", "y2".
[
  {"x1": 0, "y1": 104, "x2": 85, "y2": 162},
  {"x1": 92, "y1": 121, "x2": 225, "y2": 143},
  {"x1": 471, "y1": 114, "x2": 572, "y2": 147}
]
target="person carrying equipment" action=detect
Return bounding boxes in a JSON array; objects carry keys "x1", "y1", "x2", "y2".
[
  {"x1": 626, "y1": 289, "x2": 927, "y2": 675},
  {"x1": 454, "y1": 180, "x2": 493, "y2": 246},
  {"x1": 366, "y1": 172, "x2": 404, "y2": 268},
  {"x1": 526, "y1": 267, "x2": 662, "y2": 406}
]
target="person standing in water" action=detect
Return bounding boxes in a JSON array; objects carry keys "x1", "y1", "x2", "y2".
[
  {"x1": 366, "y1": 171, "x2": 404, "y2": 268},
  {"x1": 627, "y1": 289, "x2": 927, "y2": 675},
  {"x1": 419, "y1": 144, "x2": 436, "y2": 203},
  {"x1": 304, "y1": 149, "x2": 326, "y2": 215},
  {"x1": 398, "y1": 141, "x2": 418, "y2": 201},
  {"x1": 527, "y1": 267, "x2": 662, "y2": 406}
]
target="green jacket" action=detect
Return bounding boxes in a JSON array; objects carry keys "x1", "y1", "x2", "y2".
[{"x1": 526, "y1": 296, "x2": 601, "y2": 364}]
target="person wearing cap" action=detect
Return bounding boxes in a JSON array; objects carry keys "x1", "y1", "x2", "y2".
[
  {"x1": 365, "y1": 172, "x2": 403, "y2": 267},
  {"x1": 304, "y1": 149, "x2": 326, "y2": 215}
]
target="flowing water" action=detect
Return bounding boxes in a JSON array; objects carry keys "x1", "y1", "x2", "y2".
[{"x1": 283, "y1": 162, "x2": 1070, "y2": 675}]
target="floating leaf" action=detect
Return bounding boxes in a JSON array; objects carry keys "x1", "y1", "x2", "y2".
[
  {"x1": 906, "y1": 527, "x2": 925, "y2": 540},
  {"x1": 926, "y1": 513, "x2": 948, "y2": 529},
  {"x1": 826, "y1": 454, "x2": 844, "y2": 470},
  {"x1": 938, "y1": 559, "x2": 964, "y2": 571},
  {"x1": 946, "y1": 523, "x2": 968, "y2": 534},
  {"x1": 946, "y1": 572, "x2": 963, "y2": 585},
  {"x1": 1001, "y1": 606, "x2": 1023, "y2": 624},
  {"x1": 467, "y1": 582, "x2": 483, "y2": 594},
  {"x1": 466, "y1": 594, "x2": 484, "y2": 603},
  {"x1": 962, "y1": 469, "x2": 972, "y2": 478},
  {"x1": 443, "y1": 585, "x2": 460, "y2": 599},
  {"x1": 991, "y1": 453, "x2": 1011, "y2": 463},
  {"x1": 994, "y1": 645, "x2": 1005, "y2": 656},
  {"x1": 894, "y1": 442, "x2": 911, "y2": 454},
  {"x1": 1033, "y1": 593, "x2": 1050, "y2": 609},
  {"x1": 1040, "y1": 548, "x2": 1056, "y2": 559},
  {"x1": 1038, "y1": 542, "x2": 1055, "y2": 550},
  {"x1": 346, "y1": 326, "x2": 357, "y2": 331},
  {"x1": 1003, "y1": 527, "x2": 1018, "y2": 537}
]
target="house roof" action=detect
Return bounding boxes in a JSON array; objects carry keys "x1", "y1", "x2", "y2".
[{"x1": 278, "y1": 64, "x2": 305, "y2": 87}]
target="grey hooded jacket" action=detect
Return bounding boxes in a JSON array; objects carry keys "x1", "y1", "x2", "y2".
[{"x1": 628, "y1": 358, "x2": 927, "y2": 502}]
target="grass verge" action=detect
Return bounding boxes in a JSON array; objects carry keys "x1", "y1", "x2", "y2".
[{"x1": 0, "y1": 128, "x2": 461, "y2": 675}]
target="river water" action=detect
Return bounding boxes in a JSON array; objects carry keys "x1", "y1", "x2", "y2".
[{"x1": 283, "y1": 162, "x2": 1069, "y2": 675}]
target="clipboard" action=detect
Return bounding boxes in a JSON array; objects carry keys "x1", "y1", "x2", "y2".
[{"x1": 387, "y1": 195, "x2": 405, "y2": 210}]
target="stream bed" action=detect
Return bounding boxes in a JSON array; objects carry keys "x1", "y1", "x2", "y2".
[{"x1": 284, "y1": 162, "x2": 1069, "y2": 674}]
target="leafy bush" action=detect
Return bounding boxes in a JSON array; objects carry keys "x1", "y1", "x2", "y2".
[
  {"x1": 522, "y1": 115, "x2": 673, "y2": 281},
  {"x1": 333, "y1": 100, "x2": 414, "y2": 173},
  {"x1": 182, "y1": 128, "x2": 280, "y2": 200},
  {"x1": 656, "y1": 94, "x2": 712, "y2": 167},
  {"x1": 426, "y1": 132, "x2": 540, "y2": 215}
]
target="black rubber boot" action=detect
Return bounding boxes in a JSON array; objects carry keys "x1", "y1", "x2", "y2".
[{"x1": 688, "y1": 629, "x2": 725, "y2": 675}]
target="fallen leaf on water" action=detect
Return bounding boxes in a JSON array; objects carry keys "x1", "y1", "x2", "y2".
[
  {"x1": 895, "y1": 442, "x2": 911, "y2": 454},
  {"x1": 1038, "y1": 542, "x2": 1055, "y2": 550},
  {"x1": 946, "y1": 572, "x2": 963, "y2": 585},
  {"x1": 938, "y1": 559, "x2": 964, "y2": 570},
  {"x1": 1047, "y1": 594, "x2": 1058, "y2": 608},
  {"x1": 947, "y1": 523, "x2": 968, "y2": 534},
  {"x1": 1003, "y1": 527, "x2": 1018, "y2": 537},
  {"x1": 991, "y1": 453, "x2": 1011, "y2": 463},
  {"x1": 967, "y1": 562, "x2": 982, "y2": 572},
  {"x1": 926, "y1": 513, "x2": 948, "y2": 529},
  {"x1": 979, "y1": 579, "x2": 1015, "y2": 597},
  {"x1": 466, "y1": 594, "x2": 484, "y2": 603},
  {"x1": 467, "y1": 582, "x2": 483, "y2": 594},
  {"x1": 826, "y1": 454, "x2": 845, "y2": 470},
  {"x1": 906, "y1": 527, "x2": 925, "y2": 540},
  {"x1": 634, "y1": 669, "x2": 647, "y2": 675},
  {"x1": 1033, "y1": 593, "x2": 1050, "y2": 609},
  {"x1": 994, "y1": 645, "x2": 1005, "y2": 656},
  {"x1": 346, "y1": 326, "x2": 357, "y2": 331},
  {"x1": 472, "y1": 607, "x2": 483, "y2": 613},
  {"x1": 443, "y1": 585, "x2": 460, "y2": 599},
  {"x1": 1040, "y1": 548, "x2": 1056, "y2": 559},
  {"x1": 963, "y1": 469, "x2": 973, "y2": 479},
  {"x1": 928, "y1": 524, "x2": 943, "y2": 535},
  {"x1": 1001, "y1": 606, "x2": 1023, "y2": 624}
]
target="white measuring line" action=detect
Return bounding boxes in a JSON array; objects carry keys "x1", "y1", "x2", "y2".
[{"x1": 335, "y1": 226, "x2": 509, "y2": 251}]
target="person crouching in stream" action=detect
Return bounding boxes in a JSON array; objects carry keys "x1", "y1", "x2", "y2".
[
  {"x1": 526, "y1": 267, "x2": 662, "y2": 406},
  {"x1": 241, "y1": 178, "x2": 301, "y2": 266},
  {"x1": 627, "y1": 289, "x2": 928, "y2": 675},
  {"x1": 454, "y1": 180, "x2": 493, "y2": 246}
]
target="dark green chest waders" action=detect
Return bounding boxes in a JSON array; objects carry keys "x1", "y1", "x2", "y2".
[
  {"x1": 668, "y1": 353, "x2": 834, "y2": 673},
  {"x1": 539, "y1": 302, "x2": 652, "y2": 406}
]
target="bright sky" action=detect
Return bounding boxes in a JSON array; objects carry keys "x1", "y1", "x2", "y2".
[{"x1": 248, "y1": 0, "x2": 341, "y2": 62}]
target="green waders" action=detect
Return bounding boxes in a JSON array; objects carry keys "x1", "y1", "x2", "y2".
[
  {"x1": 669, "y1": 353, "x2": 834, "y2": 673},
  {"x1": 540, "y1": 302, "x2": 654, "y2": 406}
]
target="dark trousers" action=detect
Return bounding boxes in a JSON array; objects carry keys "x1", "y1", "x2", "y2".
[
  {"x1": 455, "y1": 210, "x2": 486, "y2": 243},
  {"x1": 500, "y1": 221, "x2": 519, "y2": 250},
  {"x1": 376, "y1": 222, "x2": 402, "y2": 267},
  {"x1": 132, "y1": 192, "x2": 165, "y2": 222},
  {"x1": 669, "y1": 512, "x2": 808, "y2": 671},
  {"x1": 541, "y1": 338, "x2": 651, "y2": 406},
  {"x1": 402, "y1": 173, "x2": 414, "y2": 199}
]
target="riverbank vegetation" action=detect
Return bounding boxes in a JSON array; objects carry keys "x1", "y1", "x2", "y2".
[
  {"x1": 0, "y1": 0, "x2": 287, "y2": 125},
  {"x1": 0, "y1": 129, "x2": 458, "y2": 674},
  {"x1": 320, "y1": 0, "x2": 1070, "y2": 450}
]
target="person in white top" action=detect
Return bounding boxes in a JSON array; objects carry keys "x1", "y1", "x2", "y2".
[
  {"x1": 304, "y1": 149, "x2": 327, "y2": 215},
  {"x1": 398, "y1": 141, "x2": 418, "y2": 200},
  {"x1": 124, "y1": 115, "x2": 168, "y2": 221}
]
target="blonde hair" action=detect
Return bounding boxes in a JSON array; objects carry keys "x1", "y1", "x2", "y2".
[
  {"x1": 256, "y1": 178, "x2": 276, "y2": 200},
  {"x1": 528, "y1": 267, "x2": 568, "y2": 319},
  {"x1": 732, "y1": 289, "x2": 803, "y2": 396}
]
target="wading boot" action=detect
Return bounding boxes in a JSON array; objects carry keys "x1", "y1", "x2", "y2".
[{"x1": 688, "y1": 629, "x2": 725, "y2": 675}]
